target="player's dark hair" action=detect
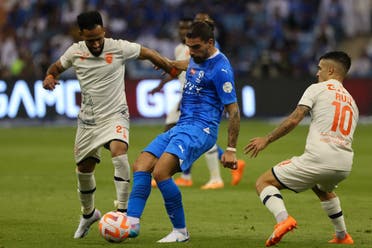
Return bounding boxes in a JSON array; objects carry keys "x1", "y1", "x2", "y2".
[
  {"x1": 179, "y1": 17, "x2": 193, "y2": 23},
  {"x1": 319, "y1": 51, "x2": 351, "y2": 73},
  {"x1": 194, "y1": 13, "x2": 215, "y2": 31},
  {"x1": 77, "y1": 11, "x2": 103, "y2": 31},
  {"x1": 186, "y1": 21, "x2": 214, "y2": 42}
]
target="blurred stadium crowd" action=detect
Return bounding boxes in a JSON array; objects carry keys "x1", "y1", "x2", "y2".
[{"x1": 1, "y1": 0, "x2": 372, "y2": 81}]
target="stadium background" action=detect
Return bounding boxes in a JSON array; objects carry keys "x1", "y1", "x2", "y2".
[
  {"x1": 1, "y1": 0, "x2": 372, "y2": 124},
  {"x1": 1, "y1": 2, "x2": 372, "y2": 248}
]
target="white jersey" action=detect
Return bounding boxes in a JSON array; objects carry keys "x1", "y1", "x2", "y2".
[
  {"x1": 174, "y1": 43, "x2": 189, "y2": 89},
  {"x1": 60, "y1": 38, "x2": 141, "y2": 125},
  {"x1": 293, "y1": 79, "x2": 359, "y2": 171}
]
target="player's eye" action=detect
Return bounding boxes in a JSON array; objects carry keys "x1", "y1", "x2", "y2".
[{"x1": 189, "y1": 45, "x2": 201, "y2": 50}]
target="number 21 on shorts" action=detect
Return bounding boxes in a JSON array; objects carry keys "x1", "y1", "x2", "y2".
[{"x1": 116, "y1": 125, "x2": 128, "y2": 139}]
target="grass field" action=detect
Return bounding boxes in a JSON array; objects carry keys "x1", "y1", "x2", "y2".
[{"x1": 0, "y1": 120, "x2": 371, "y2": 248}]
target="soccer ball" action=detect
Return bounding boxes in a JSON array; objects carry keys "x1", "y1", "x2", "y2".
[{"x1": 98, "y1": 211, "x2": 130, "y2": 242}]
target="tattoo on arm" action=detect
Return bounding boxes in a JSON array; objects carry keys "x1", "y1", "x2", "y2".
[
  {"x1": 226, "y1": 103, "x2": 240, "y2": 148},
  {"x1": 47, "y1": 61, "x2": 65, "y2": 78},
  {"x1": 267, "y1": 105, "x2": 310, "y2": 143}
]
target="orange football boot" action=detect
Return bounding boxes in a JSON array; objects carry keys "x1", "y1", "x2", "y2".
[
  {"x1": 200, "y1": 180, "x2": 224, "y2": 189},
  {"x1": 265, "y1": 215, "x2": 297, "y2": 247},
  {"x1": 328, "y1": 233, "x2": 354, "y2": 244},
  {"x1": 231, "y1": 160, "x2": 246, "y2": 185},
  {"x1": 151, "y1": 179, "x2": 157, "y2": 188},
  {"x1": 174, "y1": 177, "x2": 193, "y2": 187}
]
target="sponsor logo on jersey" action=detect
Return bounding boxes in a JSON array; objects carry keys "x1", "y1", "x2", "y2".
[
  {"x1": 203, "y1": 127, "x2": 210, "y2": 134},
  {"x1": 178, "y1": 144, "x2": 185, "y2": 153}
]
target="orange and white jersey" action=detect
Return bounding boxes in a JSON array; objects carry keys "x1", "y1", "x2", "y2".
[
  {"x1": 174, "y1": 43, "x2": 189, "y2": 90},
  {"x1": 60, "y1": 38, "x2": 141, "y2": 125},
  {"x1": 293, "y1": 79, "x2": 359, "y2": 171}
]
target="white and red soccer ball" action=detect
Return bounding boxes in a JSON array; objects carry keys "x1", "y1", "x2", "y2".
[{"x1": 98, "y1": 211, "x2": 130, "y2": 242}]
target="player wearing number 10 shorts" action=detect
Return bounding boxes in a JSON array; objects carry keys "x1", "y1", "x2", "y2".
[{"x1": 244, "y1": 51, "x2": 358, "y2": 246}]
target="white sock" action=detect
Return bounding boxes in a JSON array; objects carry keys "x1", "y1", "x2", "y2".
[
  {"x1": 76, "y1": 170, "x2": 96, "y2": 215},
  {"x1": 174, "y1": 227, "x2": 188, "y2": 235},
  {"x1": 321, "y1": 197, "x2": 347, "y2": 238},
  {"x1": 127, "y1": 216, "x2": 140, "y2": 225},
  {"x1": 204, "y1": 144, "x2": 222, "y2": 182},
  {"x1": 260, "y1": 185, "x2": 288, "y2": 223},
  {"x1": 112, "y1": 154, "x2": 131, "y2": 211}
]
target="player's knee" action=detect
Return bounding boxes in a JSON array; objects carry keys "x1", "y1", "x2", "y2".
[
  {"x1": 255, "y1": 176, "x2": 265, "y2": 194},
  {"x1": 255, "y1": 172, "x2": 273, "y2": 194},
  {"x1": 77, "y1": 158, "x2": 97, "y2": 173},
  {"x1": 109, "y1": 140, "x2": 128, "y2": 157}
]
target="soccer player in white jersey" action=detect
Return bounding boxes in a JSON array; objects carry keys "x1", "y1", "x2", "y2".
[
  {"x1": 244, "y1": 51, "x2": 358, "y2": 246},
  {"x1": 42, "y1": 11, "x2": 178, "y2": 239},
  {"x1": 150, "y1": 15, "x2": 245, "y2": 189}
]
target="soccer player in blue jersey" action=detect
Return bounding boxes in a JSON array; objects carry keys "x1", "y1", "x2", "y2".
[{"x1": 126, "y1": 21, "x2": 240, "y2": 243}]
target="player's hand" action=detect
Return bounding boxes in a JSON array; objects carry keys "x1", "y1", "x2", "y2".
[
  {"x1": 221, "y1": 150, "x2": 237, "y2": 170},
  {"x1": 42, "y1": 75, "x2": 59, "y2": 91},
  {"x1": 244, "y1": 137, "x2": 269, "y2": 158},
  {"x1": 149, "y1": 85, "x2": 163, "y2": 95}
]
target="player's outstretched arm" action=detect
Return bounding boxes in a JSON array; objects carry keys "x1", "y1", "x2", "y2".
[
  {"x1": 43, "y1": 60, "x2": 65, "y2": 91},
  {"x1": 138, "y1": 46, "x2": 180, "y2": 78},
  {"x1": 170, "y1": 59, "x2": 189, "y2": 71},
  {"x1": 244, "y1": 105, "x2": 310, "y2": 158},
  {"x1": 221, "y1": 102, "x2": 240, "y2": 170}
]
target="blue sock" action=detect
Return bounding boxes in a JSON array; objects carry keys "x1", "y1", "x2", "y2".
[
  {"x1": 127, "y1": 171, "x2": 152, "y2": 218},
  {"x1": 217, "y1": 145, "x2": 223, "y2": 161},
  {"x1": 157, "y1": 178, "x2": 185, "y2": 229}
]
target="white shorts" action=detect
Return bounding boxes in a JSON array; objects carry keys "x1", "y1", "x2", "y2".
[
  {"x1": 165, "y1": 101, "x2": 181, "y2": 125},
  {"x1": 272, "y1": 158, "x2": 350, "y2": 193},
  {"x1": 74, "y1": 117, "x2": 129, "y2": 164}
]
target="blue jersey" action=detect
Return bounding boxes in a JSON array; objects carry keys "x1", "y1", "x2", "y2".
[{"x1": 177, "y1": 51, "x2": 237, "y2": 137}]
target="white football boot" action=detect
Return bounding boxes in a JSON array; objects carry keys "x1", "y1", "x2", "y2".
[
  {"x1": 73, "y1": 209, "x2": 101, "y2": 239},
  {"x1": 157, "y1": 230, "x2": 190, "y2": 243}
]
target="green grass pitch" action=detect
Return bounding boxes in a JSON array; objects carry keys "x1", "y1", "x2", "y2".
[{"x1": 0, "y1": 120, "x2": 371, "y2": 248}]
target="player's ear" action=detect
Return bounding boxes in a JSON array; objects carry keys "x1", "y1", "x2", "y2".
[
  {"x1": 208, "y1": 38, "x2": 214, "y2": 46},
  {"x1": 328, "y1": 65, "x2": 334, "y2": 75}
]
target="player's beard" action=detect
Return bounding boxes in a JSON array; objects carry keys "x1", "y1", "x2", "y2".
[
  {"x1": 192, "y1": 55, "x2": 205, "y2": 64},
  {"x1": 89, "y1": 43, "x2": 104, "y2": 57}
]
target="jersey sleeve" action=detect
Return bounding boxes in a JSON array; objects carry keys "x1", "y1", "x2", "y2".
[
  {"x1": 298, "y1": 84, "x2": 318, "y2": 109},
  {"x1": 119, "y1": 40, "x2": 141, "y2": 61},
  {"x1": 213, "y1": 65, "x2": 237, "y2": 105},
  {"x1": 60, "y1": 44, "x2": 75, "y2": 69}
]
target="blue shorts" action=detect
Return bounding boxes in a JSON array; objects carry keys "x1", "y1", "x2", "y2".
[{"x1": 144, "y1": 124, "x2": 216, "y2": 172}]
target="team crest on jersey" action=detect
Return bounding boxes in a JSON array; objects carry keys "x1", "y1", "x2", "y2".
[
  {"x1": 105, "y1": 53, "x2": 113, "y2": 64},
  {"x1": 194, "y1": 70, "x2": 204, "y2": 84},
  {"x1": 190, "y1": 68, "x2": 196, "y2": 75},
  {"x1": 223, "y1": 82, "x2": 233, "y2": 93}
]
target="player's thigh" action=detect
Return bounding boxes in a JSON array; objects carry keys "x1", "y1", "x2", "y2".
[
  {"x1": 272, "y1": 159, "x2": 319, "y2": 193},
  {"x1": 133, "y1": 151, "x2": 158, "y2": 172},
  {"x1": 74, "y1": 124, "x2": 100, "y2": 164},
  {"x1": 152, "y1": 152, "x2": 180, "y2": 180},
  {"x1": 100, "y1": 118, "x2": 130, "y2": 149},
  {"x1": 165, "y1": 125, "x2": 216, "y2": 172},
  {"x1": 316, "y1": 170, "x2": 350, "y2": 192}
]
